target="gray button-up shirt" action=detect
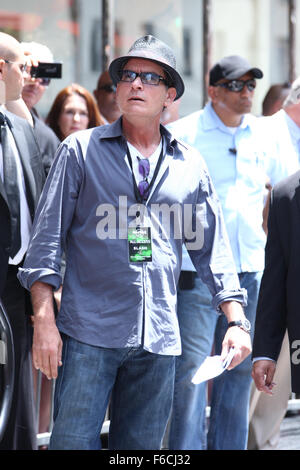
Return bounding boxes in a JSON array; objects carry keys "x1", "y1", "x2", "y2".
[{"x1": 18, "y1": 118, "x2": 246, "y2": 356}]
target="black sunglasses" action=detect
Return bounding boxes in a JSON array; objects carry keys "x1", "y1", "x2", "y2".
[
  {"x1": 215, "y1": 79, "x2": 256, "y2": 92},
  {"x1": 119, "y1": 69, "x2": 167, "y2": 86}
]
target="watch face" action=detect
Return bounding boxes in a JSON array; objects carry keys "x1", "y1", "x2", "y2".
[{"x1": 243, "y1": 319, "x2": 251, "y2": 331}]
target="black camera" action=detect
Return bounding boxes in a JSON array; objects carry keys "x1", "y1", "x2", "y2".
[{"x1": 30, "y1": 62, "x2": 62, "y2": 79}]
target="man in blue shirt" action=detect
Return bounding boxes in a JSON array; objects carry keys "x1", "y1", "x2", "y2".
[
  {"x1": 18, "y1": 38, "x2": 251, "y2": 450},
  {"x1": 167, "y1": 55, "x2": 293, "y2": 450}
]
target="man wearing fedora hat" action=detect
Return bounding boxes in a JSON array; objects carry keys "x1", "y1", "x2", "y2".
[
  {"x1": 167, "y1": 55, "x2": 293, "y2": 450},
  {"x1": 18, "y1": 36, "x2": 250, "y2": 450}
]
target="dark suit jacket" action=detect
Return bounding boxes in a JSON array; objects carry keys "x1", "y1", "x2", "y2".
[
  {"x1": 253, "y1": 169, "x2": 300, "y2": 392},
  {"x1": 0, "y1": 110, "x2": 45, "y2": 296},
  {"x1": 31, "y1": 111, "x2": 60, "y2": 176}
]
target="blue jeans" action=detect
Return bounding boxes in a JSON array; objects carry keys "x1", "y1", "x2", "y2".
[
  {"x1": 49, "y1": 335, "x2": 175, "y2": 450},
  {"x1": 168, "y1": 271, "x2": 262, "y2": 450}
]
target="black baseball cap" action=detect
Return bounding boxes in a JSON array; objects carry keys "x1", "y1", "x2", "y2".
[{"x1": 209, "y1": 55, "x2": 263, "y2": 86}]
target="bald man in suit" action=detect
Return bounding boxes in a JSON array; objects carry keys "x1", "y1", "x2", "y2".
[{"x1": 0, "y1": 32, "x2": 45, "y2": 449}]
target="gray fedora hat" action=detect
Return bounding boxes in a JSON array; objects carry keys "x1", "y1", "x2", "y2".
[{"x1": 109, "y1": 35, "x2": 184, "y2": 100}]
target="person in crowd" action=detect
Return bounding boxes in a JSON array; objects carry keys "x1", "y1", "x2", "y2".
[
  {"x1": 93, "y1": 70, "x2": 121, "y2": 123},
  {"x1": 20, "y1": 41, "x2": 60, "y2": 175},
  {"x1": 0, "y1": 32, "x2": 45, "y2": 450},
  {"x1": 18, "y1": 35, "x2": 251, "y2": 450},
  {"x1": 5, "y1": 42, "x2": 60, "y2": 175},
  {"x1": 261, "y1": 83, "x2": 292, "y2": 233},
  {"x1": 167, "y1": 55, "x2": 294, "y2": 450},
  {"x1": 251, "y1": 166, "x2": 300, "y2": 412},
  {"x1": 261, "y1": 81, "x2": 299, "y2": 233},
  {"x1": 248, "y1": 78, "x2": 300, "y2": 450},
  {"x1": 262, "y1": 82, "x2": 291, "y2": 116},
  {"x1": 4, "y1": 41, "x2": 60, "y2": 446},
  {"x1": 46, "y1": 83, "x2": 104, "y2": 141},
  {"x1": 261, "y1": 79, "x2": 300, "y2": 168}
]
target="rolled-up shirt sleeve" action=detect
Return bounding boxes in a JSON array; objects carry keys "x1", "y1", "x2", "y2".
[
  {"x1": 187, "y1": 168, "x2": 248, "y2": 311},
  {"x1": 18, "y1": 139, "x2": 83, "y2": 291}
]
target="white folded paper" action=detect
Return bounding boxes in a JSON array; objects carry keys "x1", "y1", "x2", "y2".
[{"x1": 191, "y1": 347, "x2": 236, "y2": 384}]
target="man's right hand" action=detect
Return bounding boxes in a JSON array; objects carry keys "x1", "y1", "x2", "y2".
[
  {"x1": 31, "y1": 281, "x2": 63, "y2": 380},
  {"x1": 33, "y1": 317, "x2": 63, "y2": 380}
]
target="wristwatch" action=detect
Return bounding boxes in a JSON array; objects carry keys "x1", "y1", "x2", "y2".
[{"x1": 227, "y1": 319, "x2": 251, "y2": 334}]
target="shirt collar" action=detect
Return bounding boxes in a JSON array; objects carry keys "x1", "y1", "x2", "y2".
[
  {"x1": 99, "y1": 115, "x2": 181, "y2": 153},
  {"x1": 203, "y1": 101, "x2": 252, "y2": 132}
]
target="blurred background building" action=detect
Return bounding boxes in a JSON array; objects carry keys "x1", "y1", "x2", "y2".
[{"x1": 0, "y1": 0, "x2": 298, "y2": 118}]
